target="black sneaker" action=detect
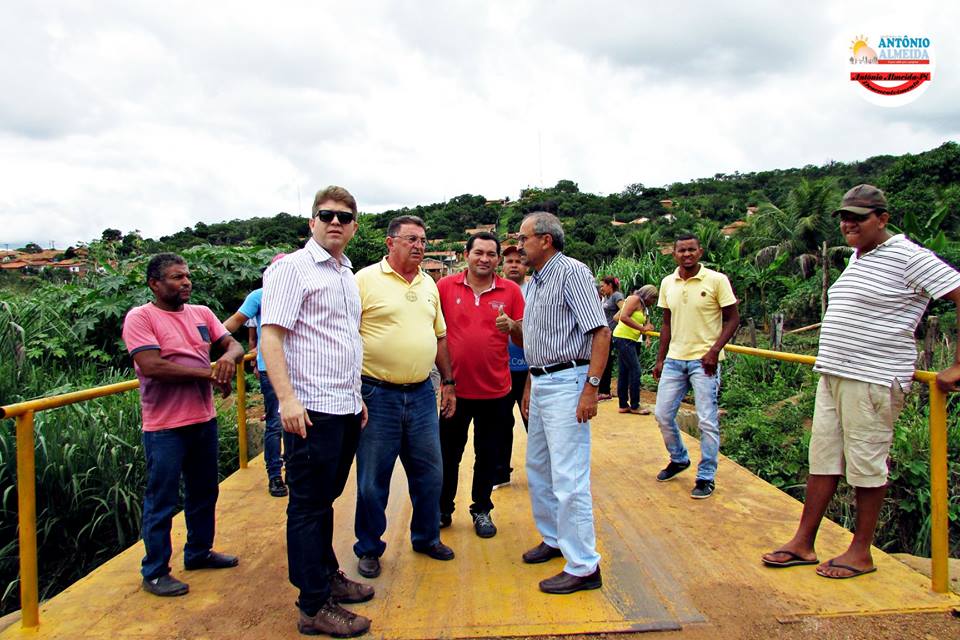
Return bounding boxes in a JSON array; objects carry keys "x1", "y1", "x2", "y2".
[
  {"x1": 142, "y1": 573, "x2": 189, "y2": 597},
  {"x1": 691, "y1": 479, "x2": 715, "y2": 499},
  {"x1": 656, "y1": 460, "x2": 691, "y2": 482},
  {"x1": 357, "y1": 555, "x2": 381, "y2": 579},
  {"x1": 439, "y1": 512, "x2": 452, "y2": 528},
  {"x1": 471, "y1": 511, "x2": 497, "y2": 538},
  {"x1": 268, "y1": 476, "x2": 288, "y2": 497}
]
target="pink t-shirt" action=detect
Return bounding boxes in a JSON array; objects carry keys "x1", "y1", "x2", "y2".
[{"x1": 122, "y1": 303, "x2": 228, "y2": 431}]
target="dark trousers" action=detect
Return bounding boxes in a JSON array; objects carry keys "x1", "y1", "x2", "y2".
[
  {"x1": 439, "y1": 394, "x2": 514, "y2": 515},
  {"x1": 615, "y1": 337, "x2": 642, "y2": 409},
  {"x1": 492, "y1": 369, "x2": 528, "y2": 484},
  {"x1": 259, "y1": 370, "x2": 284, "y2": 479},
  {"x1": 140, "y1": 419, "x2": 219, "y2": 580},
  {"x1": 286, "y1": 411, "x2": 361, "y2": 614},
  {"x1": 599, "y1": 343, "x2": 615, "y2": 394}
]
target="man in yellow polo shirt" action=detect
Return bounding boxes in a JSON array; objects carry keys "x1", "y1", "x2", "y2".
[
  {"x1": 352, "y1": 215, "x2": 457, "y2": 580},
  {"x1": 653, "y1": 233, "x2": 739, "y2": 499}
]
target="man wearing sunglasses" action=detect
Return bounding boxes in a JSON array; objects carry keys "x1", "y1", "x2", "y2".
[
  {"x1": 261, "y1": 186, "x2": 373, "y2": 637},
  {"x1": 352, "y1": 215, "x2": 457, "y2": 580},
  {"x1": 763, "y1": 184, "x2": 960, "y2": 580}
]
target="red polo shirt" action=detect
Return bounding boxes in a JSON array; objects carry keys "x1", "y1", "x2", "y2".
[{"x1": 437, "y1": 272, "x2": 525, "y2": 399}]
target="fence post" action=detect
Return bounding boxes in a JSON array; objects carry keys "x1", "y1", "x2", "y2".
[
  {"x1": 747, "y1": 318, "x2": 757, "y2": 348},
  {"x1": 821, "y1": 241, "x2": 828, "y2": 318},
  {"x1": 770, "y1": 313, "x2": 784, "y2": 351},
  {"x1": 236, "y1": 365, "x2": 248, "y2": 470},
  {"x1": 16, "y1": 410, "x2": 39, "y2": 628},
  {"x1": 928, "y1": 380, "x2": 949, "y2": 593}
]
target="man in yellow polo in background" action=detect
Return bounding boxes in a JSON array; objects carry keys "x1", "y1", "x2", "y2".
[
  {"x1": 352, "y1": 214, "x2": 457, "y2": 580},
  {"x1": 653, "y1": 232, "x2": 739, "y2": 499}
]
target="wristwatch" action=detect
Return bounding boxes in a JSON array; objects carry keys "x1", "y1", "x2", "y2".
[
  {"x1": 587, "y1": 376, "x2": 601, "y2": 387},
  {"x1": 442, "y1": 379, "x2": 456, "y2": 386}
]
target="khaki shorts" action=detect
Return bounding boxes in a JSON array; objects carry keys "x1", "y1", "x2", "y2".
[{"x1": 809, "y1": 374, "x2": 906, "y2": 488}]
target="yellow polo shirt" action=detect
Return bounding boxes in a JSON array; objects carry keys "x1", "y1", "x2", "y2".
[
  {"x1": 658, "y1": 266, "x2": 737, "y2": 361},
  {"x1": 355, "y1": 257, "x2": 446, "y2": 384}
]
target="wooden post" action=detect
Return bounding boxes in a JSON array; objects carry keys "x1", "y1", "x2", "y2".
[
  {"x1": 747, "y1": 318, "x2": 757, "y2": 348},
  {"x1": 821, "y1": 241, "x2": 829, "y2": 318},
  {"x1": 770, "y1": 313, "x2": 784, "y2": 351},
  {"x1": 923, "y1": 316, "x2": 939, "y2": 371}
]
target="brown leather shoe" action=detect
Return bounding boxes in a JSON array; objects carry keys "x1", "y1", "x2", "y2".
[
  {"x1": 522, "y1": 542, "x2": 563, "y2": 564},
  {"x1": 539, "y1": 567, "x2": 602, "y2": 594},
  {"x1": 330, "y1": 570, "x2": 375, "y2": 604},
  {"x1": 298, "y1": 599, "x2": 371, "y2": 637}
]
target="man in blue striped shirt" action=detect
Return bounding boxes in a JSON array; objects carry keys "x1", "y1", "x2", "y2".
[{"x1": 517, "y1": 208, "x2": 610, "y2": 595}]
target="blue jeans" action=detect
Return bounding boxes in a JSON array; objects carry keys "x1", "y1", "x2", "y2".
[
  {"x1": 141, "y1": 419, "x2": 219, "y2": 580},
  {"x1": 614, "y1": 337, "x2": 641, "y2": 410},
  {"x1": 654, "y1": 358, "x2": 721, "y2": 481},
  {"x1": 259, "y1": 370, "x2": 283, "y2": 479},
  {"x1": 285, "y1": 411, "x2": 360, "y2": 614},
  {"x1": 354, "y1": 380, "x2": 442, "y2": 558},
  {"x1": 527, "y1": 365, "x2": 601, "y2": 576}
]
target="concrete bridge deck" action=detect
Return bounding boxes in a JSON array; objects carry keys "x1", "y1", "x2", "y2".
[{"x1": 2, "y1": 402, "x2": 957, "y2": 638}]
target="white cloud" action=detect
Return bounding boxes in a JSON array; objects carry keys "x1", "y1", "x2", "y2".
[{"x1": 1, "y1": 0, "x2": 957, "y2": 248}]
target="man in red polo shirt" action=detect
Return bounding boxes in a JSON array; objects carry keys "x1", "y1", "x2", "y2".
[{"x1": 437, "y1": 231, "x2": 525, "y2": 538}]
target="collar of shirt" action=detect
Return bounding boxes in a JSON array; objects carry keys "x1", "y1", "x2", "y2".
[
  {"x1": 531, "y1": 252, "x2": 564, "y2": 282},
  {"x1": 306, "y1": 237, "x2": 353, "y2": 269},
  {"x1": 670, "y1": 265, "x2": 706, "y2": 282},
  {"x1": 378, "y1": 256, "x2": 424, "y2": 285},
  {"x1": 453, "y1": 270, "x2": 502, "y2": 294},
  {"x1": 850, "y1": 233, "x2": 905, "y2": 263}
]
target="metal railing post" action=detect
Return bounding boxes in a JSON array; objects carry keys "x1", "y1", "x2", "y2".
[
  {"x1": 16, "y1": 410, "x2": 39, "y2": 628},
  {"x1": 927, "y1": 380, "x2": 949, "y2": 593},
  {"x1": 236, "y1": 364, "x2": 248, "y2": 469}
]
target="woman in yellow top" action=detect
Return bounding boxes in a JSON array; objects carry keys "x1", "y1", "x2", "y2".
[{"x1": 612, "y1": 285, "x2": 658, "y2": 414}]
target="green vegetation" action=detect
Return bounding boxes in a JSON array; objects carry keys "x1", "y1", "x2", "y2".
[{"x1": 2, "y1": 141, "x2": 959, "y2": 616}]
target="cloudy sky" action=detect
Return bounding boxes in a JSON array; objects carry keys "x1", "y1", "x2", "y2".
[{"x1": 2, "y1": 1, "x2": 957, "y2": 249}]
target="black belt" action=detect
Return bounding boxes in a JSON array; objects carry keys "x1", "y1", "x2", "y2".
[
  {"x1": 361, "y1": 376, "x2": 429, "y2": 392},
  {"x1": 528, "y1": 359, "x2": 590, "y2": 377}
]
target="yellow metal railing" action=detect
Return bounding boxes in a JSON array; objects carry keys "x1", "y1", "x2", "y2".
[
  {"x1": 0, "y1": 354, "x2": 255, "y2": 629},
  {"x1": 642, "y1": 333, "x2": 953, "y2": 595}
]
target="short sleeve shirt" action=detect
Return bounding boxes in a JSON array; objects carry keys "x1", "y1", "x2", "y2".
[
  {"x1": 122, "y1": 303, "x2": 228, "y2": 431},
  {"x1": 437, "y1": 272, "x2": 525, "y2": 399},
  {"x1": 237, "y1": 288, "x2": 265, "y2": 371},
  {"x1": 658, "y1": 266, "x2": 737, "y2": 361},
  {"x1": 602, "y1": 291, "x2": 624, "y2": 330},
  {"x1": 355, "y1": 258, "x2": 447, "y2": 384},
  {"x1": 522, "y1": 252, "x2": 607, "y2": 368},
  {"x1": 814, "y1": 234, "x2": 960, "y2": 390}
]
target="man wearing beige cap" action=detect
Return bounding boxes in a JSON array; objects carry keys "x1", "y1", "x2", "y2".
[{"x1": 762, "y1": 184, "x2": 960, "y2": 579}]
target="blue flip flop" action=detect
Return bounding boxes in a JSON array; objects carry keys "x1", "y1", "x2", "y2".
[
  {"x1": 816, "y1": 559, "x2": 877, "y2": 579},
  {"x1": 762, "y1": 549, "x2": 819, "y2": 568}
]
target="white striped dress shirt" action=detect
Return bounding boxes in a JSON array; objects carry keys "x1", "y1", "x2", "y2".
[
  {"x1": 814, "y1": 234, "x2": 960, "y2": 391},
  {"x1": 261, "y1": 238, "x2": 363, "y2": 414},
  {"x1": 522, "y1": 252, "x2": 607, "y2": 368}
]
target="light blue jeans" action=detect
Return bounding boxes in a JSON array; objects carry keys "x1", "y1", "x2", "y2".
[
  {"x1": 526, "y1": 365, "x2": 601, "y2": 576},
  {"x1": 654, "y1": 358, "x2": 721, "y2": 481}
]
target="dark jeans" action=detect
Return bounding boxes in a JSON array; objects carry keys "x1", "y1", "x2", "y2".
[
  {"x1": 493, "y1": 369, "x2": 528, "y2": 484},
  {"x1": 614, "y1": 337, "x2": 641, "y2": 409},
  {"x1": 354, "y1": 380, "x2": 442, "y2": 558},
  {"x1": 259, "y1": 370, "x2": 283, "y2": 480},
  {"x1": 598, "y1": 343, "x2": 615, "y2": 395},
  {"x1": 140, "y1": 419, "x2": 219, "y2": 580},
  {"x1": 439, "y1": 394, "x2": 514, "y2": 515},
  {"x1": 285, "y1": 411, "x2": 361, "y2": 615}
]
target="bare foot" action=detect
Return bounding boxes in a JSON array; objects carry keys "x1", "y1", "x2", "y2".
[
  {"x1": 816, "y1": 552, "x2": 875, "y2": 578},
  {"x1": 761, "y1": 545, "x2": 817, "y2": 567}
]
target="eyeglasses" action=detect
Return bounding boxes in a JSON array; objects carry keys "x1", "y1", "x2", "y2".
[
  {"x1": 516, "y1": 233, "x2": 543, "y2": 244},
  {"x1": 314, "y1": 209, "x2": 355, "y2": 224},
  {"x1": 391, "y1": 234, "x2": 428, "y2": 247}
]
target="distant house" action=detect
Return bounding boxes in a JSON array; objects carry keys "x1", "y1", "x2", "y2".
[
  {"x1": 464, "y1": 224, "x2": 496, "y2": 235},
  {"x1": 421, "y1": 258, "x2": 446, "y2": 279},
  {"x1": 659, "y1": 199, "x2": 674, "y2": 209},
  {"x1": 610, "y1": 221, "x2": 626, "y2": 227},
  {"x1": 721, "y1": 220, "x2": 748, "y2": 237}
]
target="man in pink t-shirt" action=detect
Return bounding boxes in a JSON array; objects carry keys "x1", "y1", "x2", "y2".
[
  {"x1": 436, "y1": 232, "x2": 524, "y2": 539},
  {"x1": 122, "y1": 253, "x2": 244, "y2": 598}
]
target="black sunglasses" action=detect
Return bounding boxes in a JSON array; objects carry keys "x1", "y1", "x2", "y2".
[{"x1": 314, "y1": 209, "x2": 355, "y2": 224}]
